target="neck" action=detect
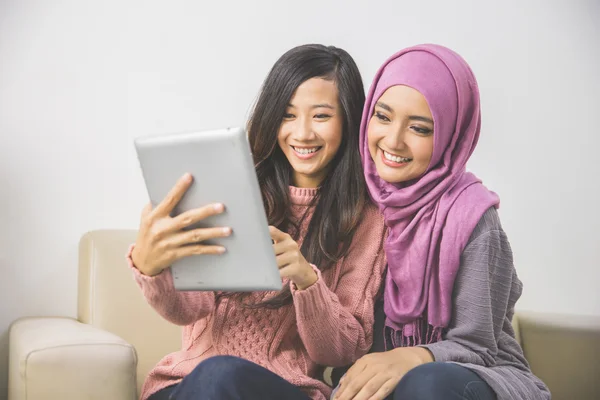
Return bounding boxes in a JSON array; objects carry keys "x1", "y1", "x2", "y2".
[{"x1": 292, "y1": 171, "x2": 326, "y2": 189}]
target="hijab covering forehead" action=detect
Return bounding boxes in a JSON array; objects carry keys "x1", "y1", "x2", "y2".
[{"x1": 360, "y1": 44, "x2": 500, "y2": 346}]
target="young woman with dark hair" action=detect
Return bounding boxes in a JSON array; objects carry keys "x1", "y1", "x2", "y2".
[{"x1": 127, "y1": 44, "x2": 387, "y2": 400}]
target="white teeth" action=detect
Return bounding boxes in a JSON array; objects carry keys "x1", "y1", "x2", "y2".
[
  {"x1": 293, "y1": 147, "x2": 319, "y2": 155},
  {"x1": 384, "y1": 151, "x2": 411, "y2": 163}
]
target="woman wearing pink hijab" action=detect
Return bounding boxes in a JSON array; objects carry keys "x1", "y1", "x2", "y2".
[{"x1": 333, "y1": 44, "x2": 550, "y2": 400}]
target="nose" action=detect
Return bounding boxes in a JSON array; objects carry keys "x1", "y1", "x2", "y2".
[
  {"x1": 383, "y1": 125, "x2": 406, "y2": 151},
  {"x1": 292, "y1": 116, "x2": 316, "y2": 141}
]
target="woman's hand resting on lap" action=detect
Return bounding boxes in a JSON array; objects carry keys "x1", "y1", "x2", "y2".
[{"x1": 334, "y1": 347, "x2": 434, "y2": 400}]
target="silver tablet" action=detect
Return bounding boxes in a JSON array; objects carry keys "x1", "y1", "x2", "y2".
[{"x1": 134, "y1": 127, "x2": 282, "y2": 292}]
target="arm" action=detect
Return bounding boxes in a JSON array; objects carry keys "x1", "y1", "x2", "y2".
[
  {"x1": 419, "y1": 225, "x2": 520, "y2": 366},
  {"x1": 293, "y1": 207, "x2": 387, "y2": 367},
  {"x1": 334, "y1": 211, "x2": 517, "y2": 400},
  {"x1": 127, "y1": 244, "x2": 215, "y2": 326},
  {"x1": 126, "y1": 174, "x2": 231, "y2": 326}
]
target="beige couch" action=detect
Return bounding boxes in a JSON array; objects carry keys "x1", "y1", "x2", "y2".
[{"x1": 8, "y1": 230, "x2": 600, "y2": 400}]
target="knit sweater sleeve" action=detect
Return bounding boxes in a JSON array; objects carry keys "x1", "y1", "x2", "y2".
[
  {"x1": 291, "y1": 204, "x2": 387, "y2": 367},
  {"x1": 126, "y1": 244, "x2": 215, "y2": 326},
  {"x1": 420, "y1": 208, "x2": 524, "y2": 366}
]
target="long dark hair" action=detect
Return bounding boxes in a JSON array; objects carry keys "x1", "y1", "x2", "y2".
[{"x1": 244, "y1": 44, "x2": 367, "y2": 308}]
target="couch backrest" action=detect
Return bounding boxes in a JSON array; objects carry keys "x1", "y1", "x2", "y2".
[{"x1": 78, "y1": 230, "x2": 181, "y2": 396}]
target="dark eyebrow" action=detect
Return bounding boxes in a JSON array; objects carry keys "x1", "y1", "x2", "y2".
[
  {"x1": 375, "y1": 102, "x2": 393, "y2": 113},
  {"x1": 287, "y1": 103, "x2": 335, "y2": 110},
  {"x1": 409, "y1": 115, "x2": 434, "y2": 125},
  {"x1": 312, "y1": 103, "x2": 335, "y2": 110}
]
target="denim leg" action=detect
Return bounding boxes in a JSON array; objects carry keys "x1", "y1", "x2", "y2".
[
  {"x1": 392, "y1": 362, "x2": 497, "y2": 400},
  {"x1": 153, "y1": 355, "x2": 311, "y2": 400},
  {"x1": 147, "y1": 384, "x2": 176, "y2": 400}
]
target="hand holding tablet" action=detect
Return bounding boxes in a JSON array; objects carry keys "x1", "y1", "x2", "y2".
[{"x1": 134, "y1": 127, "x2": 282, "y2": 291}]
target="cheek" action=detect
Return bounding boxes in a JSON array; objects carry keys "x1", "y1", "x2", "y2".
[
  {"x1": 367, "y1": 120, "x2": 382, "y2": 159},
  {"x1": 277, "y1": 124, "x2": 288, "y2": 148},
  {"x1": 422, "y1": 138, "x2": 434, "y2": 163},
  {"x1": 411, "y1": 137, "x2": 434, "y2": 166},
  {"x1": 322, "y1": 121, "x2": 343, "y2": 154}
]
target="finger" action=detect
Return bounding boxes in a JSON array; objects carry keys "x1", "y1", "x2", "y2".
[
  {"x1": 171, "y1": 203, "x2": 226, "y2": 231},
  {"x1": 368, "y1": 378, "x2": 398, "y2": 400},
  {"x1": 340, "y1": 362, "x2": 366, "y2": 388},
  {"x1": 335, "y1": 365, "x2": 372, "y2": 400},
  {"x1": 169, "y1": 227, "x2": 232, "y2": 247},
  {"x1": 337, "y1": 378, "x2": 371, "y2": 400},
  {"x1": 174, "y1": 244, "x2": 226, "y2": 259},
  {"x1": 141, "y1": 203, "x2": 153, "y2": 218},
  {"x1": 273, "y1": 240, "x2": 294, "y2": 256},
  {"x1": 269, "y1": 225, "x2": 288, "y2": 243},
  {"x1": 153, "y1": 173, "x2": 193, "y2": 217},
  {"x1": 279, "y1": 265, "x2": 307, "y2": 283},
  {"x1": 276, "y1": 252, "x2": 296, "y2": 269},
  {"x1": 351, "y1": 374, "x2": 389, "y2": 400},
  {"x1": 335, "y1": 368, "x2": 354, "y2": 398}
]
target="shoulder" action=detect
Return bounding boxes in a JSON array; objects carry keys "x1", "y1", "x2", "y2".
[
  {"x1": 443, "y1": 180, "x2": 500, "y2": 242},
  {"x1": 467, "y1": 207, "x2": 505, "y2": 246},
  {"x1": 461, "y1": 208, "x2": 516, "y2": 279},
  {"x1": 457, "y1": 208, "x2": 522, "y2": 304}
]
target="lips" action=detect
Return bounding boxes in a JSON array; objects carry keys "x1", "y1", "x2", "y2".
[
  {"x1": 383, "y1": 150, "x2": 412, "y2": 163},
  {"x1": 292, "y1": 146, "x2": 321, "y2": 155},
  {"x1": 380, "y1": 148, "x2": 412, "y2": 168},
  {"x1": 291, "y1": 145, "x2": 322, "y2": 160}
]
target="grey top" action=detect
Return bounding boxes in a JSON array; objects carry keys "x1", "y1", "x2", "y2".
[{"x1": 419, "y1": 207, "x2": 551, "y2": 399}]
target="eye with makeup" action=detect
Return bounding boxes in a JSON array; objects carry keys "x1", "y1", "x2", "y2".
[
  {"x1": 410, "y1": 125, "x2": 433, "y2": 136},
  {"x1": 374, "y1": 111, "x2": 391, "y2": 123},
  {"x1": 283, "y1": 112, "x2": 295, "y2": 120}
]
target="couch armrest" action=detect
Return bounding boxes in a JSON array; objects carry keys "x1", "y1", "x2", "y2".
[
  {"x1": 517, "y1": 311, "x2": 600, "y2": 400},
  {"x1": 9, "y1": 317, "x2": 138, "y2": 400}
]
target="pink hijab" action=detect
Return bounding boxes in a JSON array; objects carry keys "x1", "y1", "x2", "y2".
[{"x1": 360, "y1": 44, "x2": 500, "y2": 346}]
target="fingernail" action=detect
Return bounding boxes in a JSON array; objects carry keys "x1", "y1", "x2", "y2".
[
  {"x1": 217, "y1": 247, "x2": 226, "y2": 254},
  {"x1": 222, "y1": 227, "x2": 232, "y2": 235},
  {"x1": 213, "y1": 203, "x2": 224, "y2": 211},
  {"x1": 184, "y1": 173, "x2": 192, "y2": 180}
]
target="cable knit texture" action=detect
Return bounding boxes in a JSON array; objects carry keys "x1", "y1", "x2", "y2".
[{"x1": 128, "y1": 186, "x2": 387, "y2": 400}]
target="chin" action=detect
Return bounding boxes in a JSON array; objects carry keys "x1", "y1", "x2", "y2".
[
  {"x1": 383, "y1": 169, "x2": 412, "y2": 184},
  {"x1": 374, "y1": 166, "x2": 400, "y2": 184},
  {"x1": 381, "y1": 174, "x2": 405, "y2": 184},
  {"x1": 293, "y1": 164, "x2": 314, "y2": 173}
]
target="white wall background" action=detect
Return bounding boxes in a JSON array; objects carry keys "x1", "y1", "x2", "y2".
[{"x1": 1, "y1": 0, "x2": 598, "y2": 397}]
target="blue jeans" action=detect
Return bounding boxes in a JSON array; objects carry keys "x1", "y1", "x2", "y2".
[
  {"x1": 147, "y1": 355, "x2": 311, "y2": 400},
  {"x1": 332, "y1": 362, "x2": 496, "y2": 400}
]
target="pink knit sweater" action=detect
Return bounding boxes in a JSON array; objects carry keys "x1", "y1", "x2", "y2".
[{"x1": 128, "y1": 187, "x2": 387, "y2": 400}]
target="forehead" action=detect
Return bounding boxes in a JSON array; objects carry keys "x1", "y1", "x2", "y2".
[{"x1": 289, "y1": 78, "x2": 339, "y2": 105}]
